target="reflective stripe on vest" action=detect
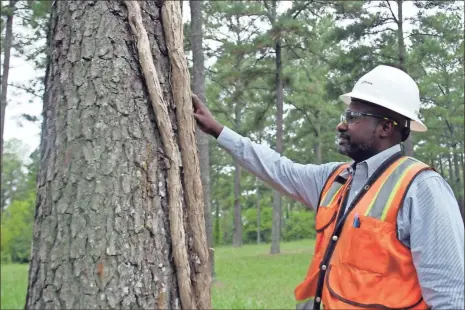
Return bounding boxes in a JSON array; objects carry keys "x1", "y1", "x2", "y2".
[
  {"x1": 317, "y1": 164, "x2": 350, "y2": 209},
  {"x1": 365, "y1": 156, "x2": 421, "y2": 220},
  {"x1": 320, "y1": 182, "x2": 345, "y2": 207}
]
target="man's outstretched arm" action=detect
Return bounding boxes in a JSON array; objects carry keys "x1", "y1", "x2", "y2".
[{"x1": 192, "y1": 94, "x2": 343, "y2": 209}]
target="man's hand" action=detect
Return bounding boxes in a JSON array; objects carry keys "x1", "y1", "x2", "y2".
[{"x1": 192, "y1": 94, "x2": 224, "y2": 138}]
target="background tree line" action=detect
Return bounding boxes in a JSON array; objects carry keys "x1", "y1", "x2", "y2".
[{"x1": 1, "y1": 0, "x2": 463, "y2": 264}]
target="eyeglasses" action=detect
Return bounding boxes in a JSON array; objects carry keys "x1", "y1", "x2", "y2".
[{"x1": 340, "y1": 111, "x2": 398, "y2": 126}]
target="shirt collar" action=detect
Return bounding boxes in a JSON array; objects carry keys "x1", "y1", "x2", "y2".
[{"x1": 345, "y1": 144, "x2": 403, "y2": 178}]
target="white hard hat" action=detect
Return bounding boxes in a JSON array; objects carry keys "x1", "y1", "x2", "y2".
[{"x1": 339, "y1": 65, "x2": 427, "y2": 132}]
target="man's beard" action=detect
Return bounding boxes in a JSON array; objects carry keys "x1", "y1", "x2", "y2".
[{"x1": 337, "y1": 134, "x2": 377, "y2": 162}]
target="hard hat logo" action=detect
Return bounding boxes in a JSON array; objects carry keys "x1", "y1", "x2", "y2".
[{"x1": 339, "y1": 65, "x2": 428, "y2": 132}]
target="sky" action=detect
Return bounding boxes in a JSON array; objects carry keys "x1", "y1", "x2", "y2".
[{"x1": 1, "y1": 1, "x2": 439, "y2": 160}]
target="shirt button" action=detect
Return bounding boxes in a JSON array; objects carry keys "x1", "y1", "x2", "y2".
[
  {"x1": 315, "y1": 297, "x2": 321, "y2": 303},
  {"x1": 321, "y1": 265, "x2": 327, "y2": 270},
  {"x1": 332, "y1": 235, "x2": 338, "y2": 241}
]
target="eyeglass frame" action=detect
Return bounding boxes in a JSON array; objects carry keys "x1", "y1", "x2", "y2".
[{"x1": 340, "y1": 110, "x2": 399, "y2": 126}]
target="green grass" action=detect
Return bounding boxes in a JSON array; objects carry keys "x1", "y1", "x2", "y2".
[
  {"x1": 1, "y1": 239, "x2": 314, "y2": 309},
  {"x1": 212, "y1": 239, "x2": 315, "y2": 309},
  {"x1": 1, "y1": 264, "x2": 29, "y2": 310}
]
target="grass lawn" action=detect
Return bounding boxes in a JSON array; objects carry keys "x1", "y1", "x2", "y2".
[
  {"x1": 1, "y1": 264, "x2": 29, "y2": 310},
  {"x1": 1, "y1": 239, "x2": 314, "y2": 309}
]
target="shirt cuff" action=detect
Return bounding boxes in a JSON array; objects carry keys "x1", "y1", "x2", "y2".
[{"x1": 217, "y1": 126, "x2": 242, "y2": 151}]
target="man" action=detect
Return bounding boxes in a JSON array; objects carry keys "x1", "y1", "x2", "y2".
[{"x1": 192, "y1": 65, "x2": 464, "y2": 309}]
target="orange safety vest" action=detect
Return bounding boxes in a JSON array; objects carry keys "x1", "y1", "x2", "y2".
[{"x1": 295, "y1": 154, "x2": 433, "y2": 310}]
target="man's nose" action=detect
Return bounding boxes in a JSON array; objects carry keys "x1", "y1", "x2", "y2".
[{"x1": 336, "y1": 121, "x2": 348, "y2": 132}]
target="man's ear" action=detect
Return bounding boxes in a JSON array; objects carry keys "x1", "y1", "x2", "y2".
[{"x1": 378, "y1": 121, "x2": 395, "y2": 138}]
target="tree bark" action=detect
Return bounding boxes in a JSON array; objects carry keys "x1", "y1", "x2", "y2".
[
  {"x1": 270, "y1": 0, "x2": 284, "y2": 255},
  {"x1": 190, "y1": 0, "x2": 214, "y2": 279},
  {"x1": 25, "y1": 1, "x2": 211, "y2": 309},
  {"x1": 1, "y1": 0, "x2": 17, "y2": 181}
]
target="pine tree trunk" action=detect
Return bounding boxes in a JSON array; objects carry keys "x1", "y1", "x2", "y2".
[
  {"x1": 232, "y1": 98, "x2": 243, "y2": 247},
  {"x1": 453, "y1": 145, "x2": 464, "y2": 221},
  {"x1": 439, "y1": 156, "x2": 445, "y2": 177},
  {"x1": 448, "y1": 152, "x2": 454, "y2": 184},
  {"x1": 214, "y1": 200, "x2": 220, "y2": 245},
  {"x1": 190, "y1": 0, "x2": 214, "y2": 279},
  {"x1": 256, "y1": 177, "x2": 261, "y2": 244},
  {"x1": 395, "y1": 0, "x2": 414, "y2": 157},
  {"x1": 460, "y1": 144, "x2": 464, "y2": 173},
  {"x1": 24, "y1": 1, "x2": 211, "y2": 309},
  {"x1": 313, "y1": 140, "x2": 322, "y2": 165},
  {"x1": 270, "y1": 0, "x2": 283, "y2": 255},
  {"x1": 461, "y1": 146, "x2": 465, "y2": 222},
  {"x1": 1, "y1": 0, "x2": 17, "y2": 178},
  {"x1": 315, "y1": 120, "x2": 322, "y2": 164},
  {"x1": 233, "y1": 160, "x2": 243, "y2": 247},
  {"x1": 270, "y1": 40, "x2": 283, "y2": 254}
]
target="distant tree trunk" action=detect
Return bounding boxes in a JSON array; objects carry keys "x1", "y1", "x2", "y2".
[
  {"x1": 453, "y1": 146, "x2": 461, "y2": 187},
  {"x1": 214, "y1": 199, "x2": 220, "y2": 245},
  {"x1": 317, "y1": 118, "x2": 322, "y2": 164},
  {"x1": 190, "y1": 0, "x2": 214, "y2": 279},
  {"x1": 461, "y1": 145, "x2": 464, "y2": 172},
  {"x1": 448, "y1": 152, "x2": 454, "y2": 183},
  {"x1": 24, "y1": 1, "x2": 211, "y2": 309},
  {"x1": 439, "y1": 156, "x2": 445, "y2": 177},
  {"x1": 453, "y1": 145, "x2": 464, "y2": 220},
  {"x1": 270, "y1": 0, "x2": 283, "y2": 255},
  {"x1": 461, "y1": 147, "x2": 465, "y2": 222},
  {"x1": 256, "y1": 177, "x2": 261, "y2": 244},
  {"x1": 233, "y1": 160, "x2": 243, "y2": 247},
  {"x1": 232, "y1": 95, "x2": 243, "y2": 247},
  {"x1": 394, "y1": 0, "x2": 414, "y2": 156},
  {"x1": 1, "y1": 0, "x2": 17, "y2": 178}
]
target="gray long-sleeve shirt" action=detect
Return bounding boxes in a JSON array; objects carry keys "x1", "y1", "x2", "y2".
[{"x1": 217, "y1": 126, "x2": 464, "y2": 310}]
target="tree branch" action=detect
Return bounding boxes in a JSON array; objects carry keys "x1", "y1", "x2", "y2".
[
  {"x1": 407, "y1": 32, "x2": 448, "y2": 39},
  {"x1": 262, "y1": 0, "x2": 272, "y2": 20},
  {"x1": 385, "y1": 0, "x2": 399, "y2": 24},
  {"x1": 287, "y1": 100, "x2": 319, "y2": 136},
  {"x1": 436, "y1": 83, "x2": 447, "y2": 97},
  {"x1": 289, "y1": 1, "x2": 314, "y2": 19},
  {"x1": 7, "y1": 83, "x2": 42, "y2": 98}
]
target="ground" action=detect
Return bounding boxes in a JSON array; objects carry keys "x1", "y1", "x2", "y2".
[{"x1": 1, "y1": 239, "x2": 314, "y2": 309}]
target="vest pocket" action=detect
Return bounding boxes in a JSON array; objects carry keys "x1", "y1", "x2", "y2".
[{"x1": 342, "y1": 215, "x2": 393, "y2": 275}]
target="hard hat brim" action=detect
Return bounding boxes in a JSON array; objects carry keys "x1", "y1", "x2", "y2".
[{"x1": 340, "y1": 92, "x2": 428, "y2": 132}]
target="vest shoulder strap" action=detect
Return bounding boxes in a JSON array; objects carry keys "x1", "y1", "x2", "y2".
[
  {"x1": 367, "y1": 156, "x2": 433, "y2": 223},
  {"x1": 317, "y1": 163, "x2": 351, "y2": 210}
]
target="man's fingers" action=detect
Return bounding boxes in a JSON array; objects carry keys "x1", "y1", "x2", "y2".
[{"x1": 192, "y1": 94, "x2": 202, "y2": 110}]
